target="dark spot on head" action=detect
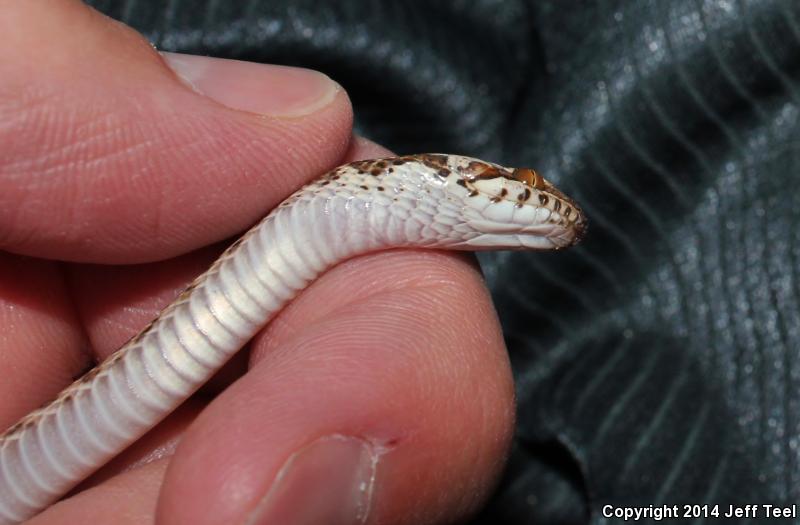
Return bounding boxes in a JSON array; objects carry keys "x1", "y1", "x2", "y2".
[
  {"x1": 469, "y1": 189, "x2": 479, "y2": 197},
  {"x1": 539, "y1": 194, "x2": 549, "y2": 205},
  {"x1": 320, "y1": 180, "x2": 330, "y2": 186},
  {"x1": 376, "y1": 160, "x2": 388, "y2": 168},
  {"x1": 420, "y1": 154, "x2": 448, "y2": 165},
  {"x1": 370, "y1": 168, "x2": 381, "y2": 176},
  {"x1": 360, "y1": 185, "x2": 369, "y2": 190},
  {"x1": 500, "y1": 188, "x2": 508, "y2": 197},
  {"x1": 357, "y1": 170, "x2": 365, "y2": 175},
  {"x1": 553, "y1": 200, "x2": 561, "y2": 212},
  {"x1": 456, "y1": 179, "x2": 468, "y2": 188},
  {"x1": 419, "y1": 154, "x2": 450, "y2": 171},
  {"x1": 392, "y1": 159, "x2": 406, "y2": 166},
  {"x1": 522, "y1": 188, "x2": 531, "y2": 201},
  {"x1": 377, "y1": 186, "x2": 385, "y2": 191},
  {"x1": 332, "y1": 175, "x2": 340, "y2": 180},
  {"x1": 564, "y1": 206, "x2": 572, "y2": 217},
  {"x1": 388, "y1": 167, "x2": 394, "y2": 173},
  {"x1": 437, "y1": 168, "x2": 450, "y2": 178},
  {"x1": 490, "y1": 196, "x2": 501, "y2": 203}
]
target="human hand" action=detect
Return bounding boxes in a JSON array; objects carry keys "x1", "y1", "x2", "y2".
[{"x1": 0, "y1": 2, "x2": 515, "y2": 524}]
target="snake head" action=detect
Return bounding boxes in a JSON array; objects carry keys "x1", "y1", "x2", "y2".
[
  {"x1": 335, "y1": 154, "x2": 586, "y2": 252},
  {"x1": 438, "y1": 156, "x2": 587, "y2": 250}
]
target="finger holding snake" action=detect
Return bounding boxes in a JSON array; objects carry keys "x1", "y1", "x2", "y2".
[{"x1": 0, "y1": 3, "x2": 577, "y2": 525}]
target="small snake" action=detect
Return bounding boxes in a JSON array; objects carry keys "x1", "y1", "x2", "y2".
[{"x1": 0, "y1": 154, "x2": 586, "y2": 523}]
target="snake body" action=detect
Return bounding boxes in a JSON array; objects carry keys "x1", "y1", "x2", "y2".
[{"x1": 0, "y1": 154, "x2": 585, "y2": 523}]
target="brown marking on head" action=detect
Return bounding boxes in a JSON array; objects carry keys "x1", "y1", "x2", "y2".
[
  {"x1": 359, "y1": 185, "x2": 369, "y2": 190},
  {"x1": 419, "y1": 154, "x2": 449, "y2": 166},
  {"x1": 347, "y1": 159, "x2": 372, "y2": 170},
  {"x1": 370, "y1": 168, "x2": 381, "y2": 176},
  {"x1": 512, "y1": 168, "x2": 546, "y2": 189},
  {"x1": 500, "y1": 188, "x2": 508, "y2": 197},
  {"x1": 418, "y1": 154, "x2": 451, "y2": 173},
  {"x1": 377, "y1": 186, "x2": 385, "y2": 191},
  {"x1": 538, "y1": 194, "x2": 549, "y2": 206},
  {"x1": 469, "y1": 189, "x2": 479, "y2": 197}
]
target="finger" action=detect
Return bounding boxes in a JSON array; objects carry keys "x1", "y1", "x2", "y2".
[
  {"x1": 0, "y1": 253, "x2": 89, "y2": 429},
  {"x1": 157, "y1": 250, "x2": 515, "y2": 525},
  {"x1": 0, "y1": 0, "x2": 352, "y2": 264},
  {"x1": 26, "y1": 459, "x2": 169, "y2": 525}
]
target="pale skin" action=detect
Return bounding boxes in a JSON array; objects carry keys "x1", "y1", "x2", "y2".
[{"x1": 0, "y1": 2, "x2": 515, "y2": 524}]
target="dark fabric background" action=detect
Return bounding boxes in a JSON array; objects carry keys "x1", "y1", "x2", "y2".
[{"x1": 88, "y1": 1, "x2": 800, "y2": 523}]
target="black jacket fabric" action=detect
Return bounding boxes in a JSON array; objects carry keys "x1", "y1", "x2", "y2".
[{"x1": 89, "y1": 1, "x2": 800, "y2": 523}]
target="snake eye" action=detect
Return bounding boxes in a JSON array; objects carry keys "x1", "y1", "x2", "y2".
[{"x1": 511, "y1": 168, "x2": 545, "y2": 190}]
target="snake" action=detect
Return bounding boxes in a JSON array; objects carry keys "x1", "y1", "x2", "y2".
[{"x1": 0, "y1": 154, "x2": 586, "y2": 523}]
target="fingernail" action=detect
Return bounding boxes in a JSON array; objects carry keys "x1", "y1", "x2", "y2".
[
  {"x1": 161, "y1": 52, "x2": 340, "y2": 117},
  {"x1": 246, "y1": 435, "x2": 379, "y2": 525}
]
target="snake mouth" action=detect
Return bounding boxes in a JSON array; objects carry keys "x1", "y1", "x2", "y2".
[
  {"x1": 549, "y1": 217, "x2": 587, "y2": 249},
  {"x1": 571, "y1": 213, "x2": 588, "y2": 246}
]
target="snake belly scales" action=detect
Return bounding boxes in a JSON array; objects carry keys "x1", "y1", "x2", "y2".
[{"x1": 0, "y1": 154, "x2": 586, "y2": 523}]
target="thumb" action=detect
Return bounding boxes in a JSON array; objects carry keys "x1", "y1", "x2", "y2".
[{"x1": 0, "y1": 0, "x2": 352, "y2": 263}]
